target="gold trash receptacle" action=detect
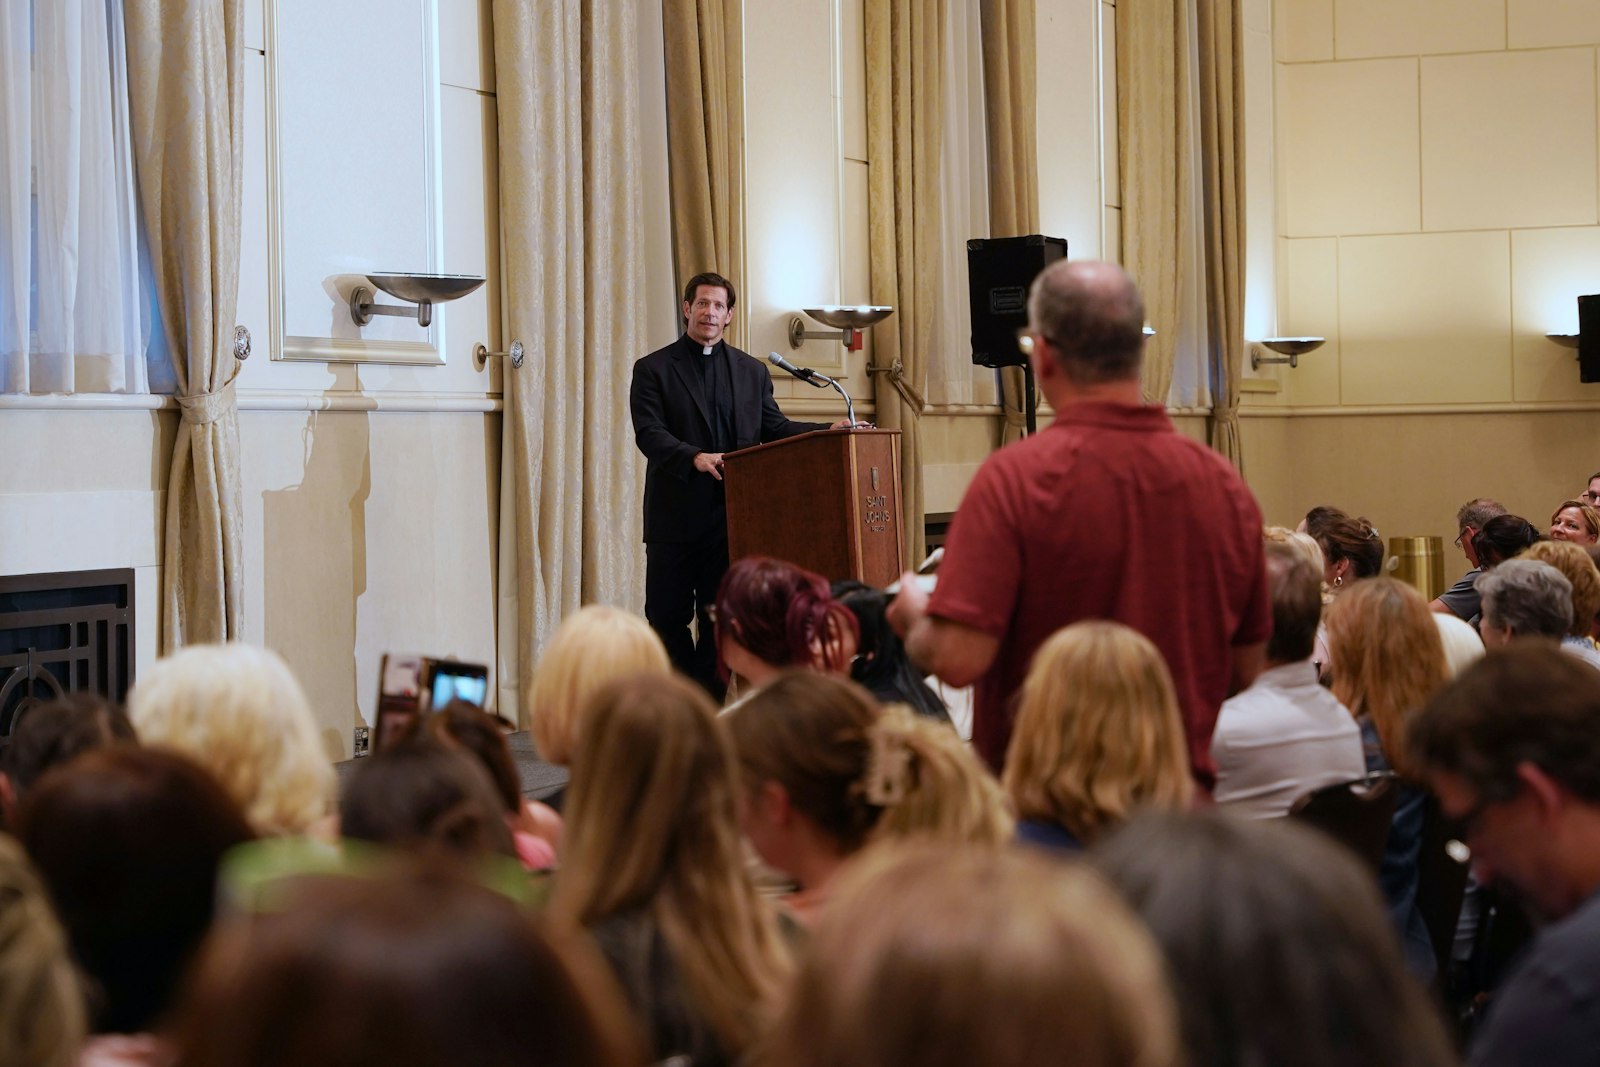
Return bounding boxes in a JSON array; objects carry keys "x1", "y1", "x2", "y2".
[{"x1": 1389, "y1": 536, "x2": 1446, "y2": 601}]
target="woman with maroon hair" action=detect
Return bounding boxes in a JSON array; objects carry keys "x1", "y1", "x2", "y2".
[{"x1": 712, "y1": 557, "x2": 859, "y2": 694}]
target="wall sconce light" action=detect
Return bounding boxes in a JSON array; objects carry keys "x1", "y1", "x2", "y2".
[
  {"x1": 788, "y1": 306, "x2": 894, "y2": 351},
  {"x1": 349, "y1": 273, "x2": 485, "y2": 328},
  {"x1": 1546, "y1": 332, "x2": 1580, "y2": 350},
  {"x1": 1251, "y1": 336, "x2": 1326, "y2": 370}
]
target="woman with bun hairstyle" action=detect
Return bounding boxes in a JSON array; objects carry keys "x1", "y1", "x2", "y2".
[
  {"x1": 713, "y1": 557, "x2": 858, "y2": 693},
  {"x1": 723, "y1": 672, "x2": 1011, "y2": 924},
  {"x1": 1472, "y1": 514, "x2": 1543, "y2": 570},
  {"x1": 1315, "y1": 515, "x2": 1385, "y2": 594}
]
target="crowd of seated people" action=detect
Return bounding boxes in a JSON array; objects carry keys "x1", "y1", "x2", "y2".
[{"x1": 10, "y1": 482, "x2": 1600, "y2": 1066}]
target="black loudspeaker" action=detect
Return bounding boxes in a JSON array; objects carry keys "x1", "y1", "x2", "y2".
[
  {"x1": 967, "y1": 234, "x2": 1068, "y2": 368},
  {"x1": 1580, "y1": 294, "x2": 1600, "y2": 385}
]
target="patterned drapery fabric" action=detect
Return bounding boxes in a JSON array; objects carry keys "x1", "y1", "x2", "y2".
[
  {"x1": 124, "y1": 0, "x2": 246, "y2": 648},
  {"x1": 492, "y1": 0, "x2": 648, "y2": 721}
]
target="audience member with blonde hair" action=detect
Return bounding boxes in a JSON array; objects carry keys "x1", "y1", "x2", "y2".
[
  {"x1": 127, "y1": 643, "x2": 333, "y2": 837},
  {"x1": 1324, "y1": 577, "x2": 1450, "y2": 980},
  {"x1": 1520, "y1": 539, "x2": 1600, "y2": 644},
  {"x1": 769, "y1": 843, "x2": 1179, "y2": 1067},
  {"x1": 1095, "y1": 813, "x2": 1457, "y2": 1067},
  {"x1": 1002, "y1": 621, "x2": 1194, "y2": 851},
  {"x1": 0, "y1": 835, "x2": 83, "y2": 1067},
  {"x1": 551, "y1": 672, "x2": 790, "y2": 1067},
  {"x1": 526, "y1": 605, "x2": 670, "y2": 769},
  {"x1": 724, "y1": 672, "x2": 1009, "y2": 924},
  {"x1": 1549, "y1": 499, "x2": 1600, "y2": 545}
]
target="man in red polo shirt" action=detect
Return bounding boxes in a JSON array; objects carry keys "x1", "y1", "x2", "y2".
[{"x1": 889, "y1": 260, "x2": 1269, "y2": 790}]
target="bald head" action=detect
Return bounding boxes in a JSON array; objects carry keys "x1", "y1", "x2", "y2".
[{"x1": 1025, "y1": 260, "x2": 1146, "y2": 384}]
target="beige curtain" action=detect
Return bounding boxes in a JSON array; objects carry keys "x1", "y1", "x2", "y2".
[
  {"x1": 124, "y1": 0, "x2": 246, "y2": 650},
  {"x1": 1199, "y1": 0, "x2": 1246, "y2": 469},
  {"x1": 493, "y1": 0, "x2": 647, "y2": 713},
  {"x1": 1117, "y1": 0, "x2": 1194, "y2": 407},
  {"x1": 978, "y1": 0, "x2": 1038, "y2": 445},
  {"x1": 867, "y1": 0, "x2": 942, "y2": 565},
  {"x1": 661, "y1": 0, "x2": 744, "y2": 349}
]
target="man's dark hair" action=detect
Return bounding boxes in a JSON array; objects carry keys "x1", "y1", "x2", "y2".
[
  {"x1": 1025, "y1": 262, "x2": 1146, "y2": 384},
  {"x1": 2, "y1": 692, "x2": 137, "y2": 800},
  {"x1": 1409, "y1": 643, "x2": 1600, "y2": 806},
  {"x1": 681, "y1": 271, "x2": 736, "y2": 311},
  {"x1": 1264, "y1": 542, "x2": 1321, "y2": 663},
  {"x1": 1456, "y1": 498, "x2": 1506, "y2": 532},
  {"x1": 1477, "y1": 559, "x2": 1572, "y2": 640}
]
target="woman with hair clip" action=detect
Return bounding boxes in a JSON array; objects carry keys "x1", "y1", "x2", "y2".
[
  {"x1": 551, "y1": 671, "x2": 791, "y2": 1067},
  {"x1": 1315, "y1": 514, "x2": 1385, "y2": 594},
  {"x1": 1324, "y1": 578, "x2": 1450, "y2": 982},
  {"x1": 723, "y1": 672, "x2": 1012, "y2": 925},
  {"x1": 1002, "y1": 621, "x2": 1194, "y2": 852},
  {"x1": 713, "y1": 557, "x2": 858, "y2": 697}
]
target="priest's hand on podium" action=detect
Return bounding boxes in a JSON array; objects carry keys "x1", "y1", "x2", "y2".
[
  {"x1": 830, "y1": 418, "x2": 872, "y2": 429},
  {"x1": 693, "y1": 452, "x2": 725, "y2": 480}
]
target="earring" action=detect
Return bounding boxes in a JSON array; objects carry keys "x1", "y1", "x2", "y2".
[{"x1": 1334, "y1": 575, "x2": 1343, "y2": 587}]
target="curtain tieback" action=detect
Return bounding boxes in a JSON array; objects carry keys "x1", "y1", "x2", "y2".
[
  {"x1": 869, "y1": 359, "x2": 927, "y2": 416},
  {"x1": 177, "y1": 364, "x2": 241, "y2": 426}
]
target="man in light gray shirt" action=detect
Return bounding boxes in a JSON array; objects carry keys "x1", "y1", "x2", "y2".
[{"x1": 1213, "y1": 541, "x2": 1367, "y2": 818}]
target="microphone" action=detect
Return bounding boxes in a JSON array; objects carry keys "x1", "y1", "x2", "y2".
[{"x1": 768, "y1": 351, "x2": 818, "y2": 383}]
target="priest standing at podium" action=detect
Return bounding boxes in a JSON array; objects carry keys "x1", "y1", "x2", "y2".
[{"x1": 630, "y1": 271, "x2": 845, "y2": 698}]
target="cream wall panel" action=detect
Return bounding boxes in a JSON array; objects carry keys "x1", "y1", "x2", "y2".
[
  {"x1": 240, "y1": 54, "x2": 271, "y2": 371},
  {"x1": 1238, "y1": 415, "x2": 1293, "y2": 521},
  {"x1": 1103, "y1": 204, "x2": 1121, "y2": 261},
  {"x1": 1274, "y1": 0, "x2": 1332, "y2": 62},
  {"x1": 1243, "y1": 23, "x2": 1276, "y2": 344},
  {"x1": 437, "y1": 87, "x2": 499, "y2": 379},
  {"x1": 1508, "y1": 0, "x2": 1600, "y2": 49},
  {"x1": 1281, "y1": 237, "x2": 1340, "y2": 405},
  {"x1": 1511, "y1": 227, "x2": 1600, "y2": 401},
  {"x1": 272, "y1": 0, "x2": 438, "y2": 357},
  {"x1": 1278, "y1": 59, "x2": 1421, "y2": 237},
  {"x1": 1241, "y1": 411, "x2": 1600, "y2": 546},
  {"x1": 1334, "y1": 0, "x2": 1505, "y2": 59},
  {"x1": 1037, "y1": 0, "x2": 1103, "y2": 256},
  {"x1": 744, "y1": 0, "x2": 842, "y2": 365},
  {"x1": 240, "y1": 409, "x2": 499, "y2": 758},
  {"x1": 840, "y1": 0, "x2": 868, "y2": 161},
  {"x1": 1243, "y1": 0, "x2": 1270, "y2": 34},
  {"x1": 1421, "y1": 49, "x2": 1598, "y2": 233},
  {"x1": 439, "y1": 0, "x2": 494, "y2": 92},
  {"x1": 1337, "y1": 231, "x2": 1512, "y2": 406},
  {"x1": 245, "y1": 0, "x2": 265, "y2": 52},
  {"x1": 1100, "y1": 1, "x2": 1119, "y2": 209}
]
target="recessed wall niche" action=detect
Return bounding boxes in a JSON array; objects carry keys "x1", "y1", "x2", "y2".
[{"x1": 264, "y1": 0, "x2": 447, "y2": 364}]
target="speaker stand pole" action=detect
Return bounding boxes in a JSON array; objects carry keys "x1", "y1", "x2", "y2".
[{"x1": 1023, "y1": 363, "x2": 1038, "y2": 436}]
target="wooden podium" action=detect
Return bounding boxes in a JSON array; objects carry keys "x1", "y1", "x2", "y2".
[{"x1": 722, "y1": 428, "x2": 903, "y2": 588}]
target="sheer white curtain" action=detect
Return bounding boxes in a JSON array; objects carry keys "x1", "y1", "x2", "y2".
[
  {"x1": 929, "y1": 0, "x2": 989, "y2": 407},
  {"x1": 1, "y1": 0, "x2": 151, "y2": 394}
]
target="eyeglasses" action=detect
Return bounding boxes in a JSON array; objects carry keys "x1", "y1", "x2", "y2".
[
  {"x1": 1583, "y1": 491, "x2": 1600, "y2": 504},
  {"x1": 1015, "y1": 329, "x2": 1063, "y2": 358},
  {"x1": 1454, "y1": 528, "x2": 1470, "y2": 548}
]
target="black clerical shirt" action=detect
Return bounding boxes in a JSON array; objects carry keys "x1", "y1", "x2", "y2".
[{"x1": 683, "y1": 335, "x2": 736, "y2": 453}]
